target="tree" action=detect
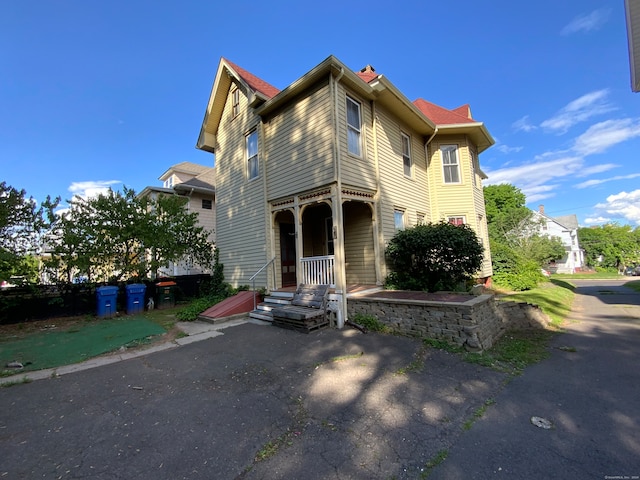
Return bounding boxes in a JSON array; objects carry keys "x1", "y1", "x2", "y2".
[
  {"x1": 385, "y1": 221, "x2": 484, "y2": 292},
  {"x1": 0, "y1": 182, "x2": 59, "y2": 282},
  {"x1": 45, "y1": 187, "x2": 214, "y2": 282},
  {"x1": 578, "y1": 223, "x2": 640, "y2": 270}
]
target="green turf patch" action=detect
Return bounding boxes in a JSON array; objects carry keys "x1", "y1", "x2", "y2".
[{"x1": 0, "y1": 317, "x2": 166, "y2": 375}]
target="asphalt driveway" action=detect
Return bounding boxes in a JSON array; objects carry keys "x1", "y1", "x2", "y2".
[{"x1": 0, "y1": 320, "x2": 507, "y2": 479}]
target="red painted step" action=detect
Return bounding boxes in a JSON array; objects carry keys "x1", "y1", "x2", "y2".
[{"x1": 199, "y1": 291, "x2": 259, "y2": 319}]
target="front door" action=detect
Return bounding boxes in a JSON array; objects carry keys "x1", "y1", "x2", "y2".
[{"x1": 280, "y1": 223, "x2": 297, "y2": 287}]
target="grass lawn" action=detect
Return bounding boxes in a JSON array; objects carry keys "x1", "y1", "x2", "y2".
[{"x1": 0, "y1": 306, "x2": 183, "y2": 378}]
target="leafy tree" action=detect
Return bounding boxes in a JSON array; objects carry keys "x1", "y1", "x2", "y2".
[
  {"x1": 0, "y1": 182, "x2": 59, "y2": 282},
  {"x1": 45, "y1": 187, "x2": 214, "y2": 282},
  {"x1": 484, "y1": 184, "x2": 532, "y2": 242},
  {"x1": 578, "y1": 223, "x2": 640, "y2": 270},
  {"x1": 385, "y1": 221, "x2": 484, "y2": 292}
]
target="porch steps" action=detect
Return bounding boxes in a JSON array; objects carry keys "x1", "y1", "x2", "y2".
[{"x1": 249, "y1": 290, "x2": 294, "y2": 322}]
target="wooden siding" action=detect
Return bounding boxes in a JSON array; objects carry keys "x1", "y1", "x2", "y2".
[
  {"x1": 214, "y1": 82, "x2": 268, "y2": 287},
  {"x1": 264, "y1": 80, "x2": 335, "y2": 200},
  {"x1": 336, "y1": 84, "x2": 377, "y2": 190},
  {"x1": 374, "y1": 106, "x2": 431, "y2": 245},
  {"x1": 344, "y1": 202, "x2": 376, "y2": 284}
]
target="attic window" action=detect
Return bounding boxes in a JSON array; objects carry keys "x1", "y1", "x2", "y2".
[
  {"x1": 232, "y1": 88, "x2": 240, "y2": 117},
  {"x1": 202, "y1": 199, "x2": 212, "y2": 210}
]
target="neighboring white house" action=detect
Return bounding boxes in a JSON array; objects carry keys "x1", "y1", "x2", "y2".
[
  {"x1": 139, "y1": 162, "x2": 216, "y2": 277},
  {"x1": 533, "y1": 205, "x2": 584, "y2": 274}
]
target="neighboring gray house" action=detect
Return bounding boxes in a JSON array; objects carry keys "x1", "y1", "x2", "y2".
[
  {"x1": 533, "y1": 205, "x2": 585, "y2": 274},
  {"x1": 139, "y1": 162, "x2": 216, "y2": 277}
]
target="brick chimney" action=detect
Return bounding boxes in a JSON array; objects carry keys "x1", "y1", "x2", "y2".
[{"x1": 539, "y1": 205, "x2": 545, "y2": 214}]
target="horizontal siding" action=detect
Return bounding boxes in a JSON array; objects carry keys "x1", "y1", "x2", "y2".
[
  {"x1": 265, "y1": 81, "x2": 335, "y2": 199},
  {"x1": 344, "y1": 203, "x2": 376, "y2": 284},
  {"x1": 337, "y1": 84, "x2": 377, "y2": 190},
  {"x1": 214, "y1": 82, "x2": 268, "y2": 287},
  {"x1": 375, "y1": 106, "x2": 430, "y2": 244}
]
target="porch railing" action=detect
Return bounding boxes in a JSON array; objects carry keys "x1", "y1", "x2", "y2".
[{"x1": 300, "y1": 255, "x2": 335, "y2": 287}]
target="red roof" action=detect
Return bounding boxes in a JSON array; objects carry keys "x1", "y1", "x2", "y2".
[
  {"x1": 413, "y1": 98, "x2": 477, "y2": 125},
  {"x1": 223, "y1": 58, "x2": 280, "y2": 100},
  {"x1": 222, "y1": 59, "x2": 478, "y2": 127}
]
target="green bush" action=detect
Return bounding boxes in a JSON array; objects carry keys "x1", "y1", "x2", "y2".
[
  {"x1": 385, "y1": 222, "x2": 484, "y2": 292},
  {"x1": 351, "y1": 313, "x2": 392, "y2": 333},
  {"x1": 493, "y1": 260, "x2": 545, "y2": 291}
]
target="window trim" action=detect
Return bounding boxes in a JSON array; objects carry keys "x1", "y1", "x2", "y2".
[
  {"x1": 441, "y1": 145, "x2": 461, "y2": 184},
  {"x1": 346, "y1": 95, "x2": 362, "y2": 157},
  {"x1": 246, "y1": 129, "x2": 259, "y2": 181},
  {"x1": 232, "y1": 88, "x2": 240, "y2": 118},
  {"x1": 401, "y1": 131, "x2": 412, "y2": 177}
]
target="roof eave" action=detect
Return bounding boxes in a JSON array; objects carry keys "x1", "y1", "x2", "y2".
[
  {"x1": 368, "y1": 76, "x2": 437, "y2": 136},
  {"x1": 436, "y1": 122, "x2": 495, "y2": 153}
]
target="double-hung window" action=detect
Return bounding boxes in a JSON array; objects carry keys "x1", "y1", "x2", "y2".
[
  {"x1": 246, "y1": 130, "x2": 259, "y2": 180},
  {"x1": 441, "y1": 145, "x2": 460, "y2": 184},
  {"x1": 448, "y1": 216, "x2": 465, "y2": 226},
  {"x1": 401, "y1": 132, "x2": 412, "y2": 177},
  {"x1": 346, "y1": 96, "x2": 362, "y2": 156}
]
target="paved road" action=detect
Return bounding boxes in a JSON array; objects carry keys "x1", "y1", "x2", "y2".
[
  {"x1": 1, "y1": 278, "x2": 638, "y2": 479},
  {"x1": 431, "y1": 278, "x2": 640, "y2": 480}
]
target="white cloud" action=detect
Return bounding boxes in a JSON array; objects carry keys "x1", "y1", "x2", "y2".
[
  {"x1": 584, "y1": 216, "x2": 612, "y2": 225},
  {"x1": 512, "y1": 115, "x2": 537, "y2": 132},
  {"x1": 577, "y1": 163, "x2": 619, "y2": 177},
  {"x1": 496, "y1": 144, "x2": 524, "y2": 154},
  {"x1": 572, "y1": 119, "x2": 640, "y2": 155},
  {"x1": 68, "y1": 180, "x2": 121, "y2": 199},
  {"x1": 540, "y1": 89, "x2": 615, "y2": 134},
  {"x1": 561, "y1": 9, "x2": 610, "y2": 36},
  {"x1": 592, "y1": 190, "x2": 640, "y2": 225},
  {"x1": 484, "y1": 156, "x2": 584, "y2": 203},
  {"x1": 575, "y1": 172, "x2": 640, "y2": 189}
]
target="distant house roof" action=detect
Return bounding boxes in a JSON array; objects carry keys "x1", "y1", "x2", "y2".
[
  {"x1": 553, "y1": 214, "x2": 579, "y2": 231},
  {"x1": 159, "y1": 162, "x2": 212, "y2": 181}
]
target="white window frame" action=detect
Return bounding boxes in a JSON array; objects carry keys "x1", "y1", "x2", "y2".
[
  {"x1": 401, "y1": 131, "x2": 412, "y2": 177},
  {"x1": 246, "y1": 129, "x2": 259, "y2": 180},
  {"x1": 394, "y1": 209, "x2": 405, "y2": 231},
  {"x1": 346, "y1": 96, "x2": 362, "y2": 157},
  {"x1": 470, "y1": 150, "x2": 478, "y2": 187},
  {"x1": 441, "y1": 145, "x2": 461, "y2": 184},
  {"x1": 447, "y1": 216, "x2": 466, "y2": 226},
  {"x1": 416, "y1": 212, "x2": 425, "y2": 225}
]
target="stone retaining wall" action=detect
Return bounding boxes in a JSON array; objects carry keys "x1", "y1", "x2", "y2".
[{"x1": 347, "y1": 294, "x2": 549, "y2": 351}]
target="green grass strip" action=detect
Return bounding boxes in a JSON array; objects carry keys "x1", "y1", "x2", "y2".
[{"x1": 0, "y1": 317, "x2": 166, "y2": 375}]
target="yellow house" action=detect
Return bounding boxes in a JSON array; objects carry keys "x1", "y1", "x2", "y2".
[{"x1": 196, "y1": 55, "x2": 494, "y2": 321}]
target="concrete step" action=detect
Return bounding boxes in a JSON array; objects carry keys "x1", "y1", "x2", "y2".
[
  {"x1": 262, "y1": 296, "x2": 293, "y2": 305},
  {"x1": 268, "y1": 291, "x2": 294, "y2": 299},
  {"x1": 249, "y1": 310, "x2": 274, "y2": 322}
]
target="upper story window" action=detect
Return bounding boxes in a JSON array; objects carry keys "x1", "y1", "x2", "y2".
[
  {"x1": 401, "y1": 132, "x2": 412, "y2": 177},
  {"x1": 202, "y1": 199, "x2": 212, "y2": 210},
  {"x1": 448, "y1": 216, "x2": 466, "y2": 226},
  {"x1": 164, "y1": 176, "x2": 174, "y2": 189},
  {"x1": 394, "y1": 209, "x2": 405, "y2": 231},
  {"x1": 470, "y1": 151, "x2": 479, "y2": 187},
  {"x1": 232, "y1": 88, "x2": 240, "y2": 117},
  {"x1": 246, "y1": 129, "x2": 259, "y2": 180},
  {"x1": 441, "y1": 145, "x2": 461, "y2": 184},
  {"x1": 346, "y1": 96, "x2": 362, "y2": 156}
]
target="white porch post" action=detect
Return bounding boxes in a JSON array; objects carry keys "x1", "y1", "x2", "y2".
[
  {"x1": 294, "y1": 197, "x2": 302, "y2": 287},
  {"x1": 332, "y1": 185, "x2": 347, "y2": 328}
]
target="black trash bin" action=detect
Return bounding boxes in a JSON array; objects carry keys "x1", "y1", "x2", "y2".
[
  {"x1": 96, "y1": 286, "x2": 118, "y2": 318},
  {"x1": 125, "y1": 283, "x2": 147, "y2": 314},
  {"x1": 155, "y1": 281, "x2": 177, "y2": 309}
]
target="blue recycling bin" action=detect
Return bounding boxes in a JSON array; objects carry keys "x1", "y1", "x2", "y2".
[
  {"x1": 96, "y1": 286, "x2": 119, "y2": 318},
  {"x1": 125, "y1": 283, "x2": 147, "y2": 314}
]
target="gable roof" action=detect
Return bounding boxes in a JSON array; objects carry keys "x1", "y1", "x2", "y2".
[
  {"x1": 197, "y1": 56, "x2": 494, "y2": 153},
  {"x1": 159, "y1": 161, "x2": 211, "y2": 181}
]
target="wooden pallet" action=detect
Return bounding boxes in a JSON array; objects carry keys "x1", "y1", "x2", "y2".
[{"x1": 272, "y1": 316, "x2": 329, "y2": 333}]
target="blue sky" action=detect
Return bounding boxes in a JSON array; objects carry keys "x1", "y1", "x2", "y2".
[{"x1": 2, "y1": 1, "x2": 639, "y2": 226}]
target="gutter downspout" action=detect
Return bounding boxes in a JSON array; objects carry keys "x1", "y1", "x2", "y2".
[
  {"x1": 424, "y1": 127, "x2": 438, "y2": 222},
  {"x1": 332, "y1": 67, "x2": 347, "y2": 329}
]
